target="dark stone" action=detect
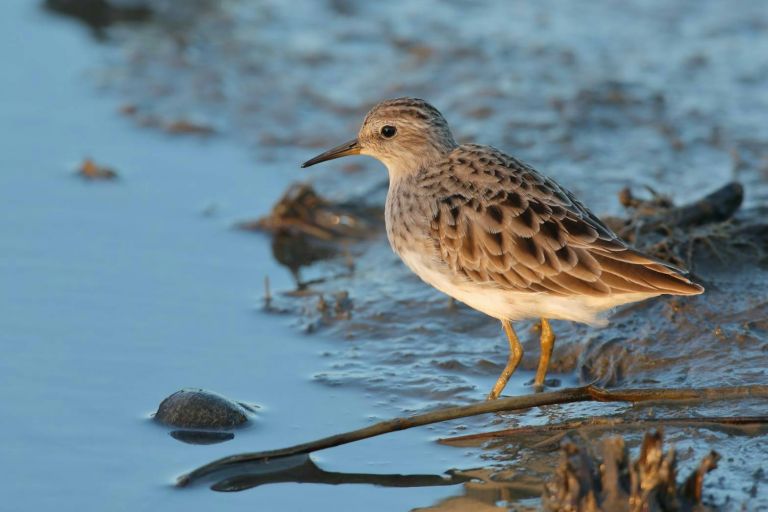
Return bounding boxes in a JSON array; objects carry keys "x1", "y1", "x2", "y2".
[{"x1": 154, "y1": 389, "x2": 253, "y2": 429}]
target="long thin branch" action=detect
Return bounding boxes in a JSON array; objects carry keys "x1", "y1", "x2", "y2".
[
  {"x1": 177, "y1": 383, "x2": 768, "y2": 486},
  {"x1": 438, "y1": 415, "x2": 768, "y2": 446}
]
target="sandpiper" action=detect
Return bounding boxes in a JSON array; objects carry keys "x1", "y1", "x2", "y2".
[{"x1": 302, "y1": 98, "x2": 703, "y2": 399}]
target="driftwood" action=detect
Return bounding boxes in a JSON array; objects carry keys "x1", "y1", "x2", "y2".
[
  {"x1": 177, "y1": 383, "x2": 768, "y2": 487},
  {"x1": 542, "y1": 430, "x2": 721, "y2": 511}
]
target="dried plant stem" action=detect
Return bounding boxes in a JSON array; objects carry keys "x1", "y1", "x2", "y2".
[{"x1": 177, "y1": 383, "x2": 768, "y2": 486}]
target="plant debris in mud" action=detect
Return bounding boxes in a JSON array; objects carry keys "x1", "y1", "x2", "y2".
[
  {"x1": 238, "y1": 183, "x2": 382, "y2": 286},
  {"x1": 240, "y1": 183, "x2": 381, "y2": 241},
  {"x1": 543, "y1": 430, "x2": 720, "y2": 512},
  {"x1": 77, "y1": 158, "x2": 118, "y2": 180},
  {"x1": 164, "y1": 119, "x2": 216, "y2": 135},
  {"x1": 603, "y1": 182, "x2": 768, "y2": 268}
]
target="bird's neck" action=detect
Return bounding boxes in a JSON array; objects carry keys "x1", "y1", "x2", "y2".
[
  {"x1": 383, "y1": 158, "x2": 427, "y2": 182},
  {"x1": 381, "y1": 145, "x2": 454, "y2": 182}
]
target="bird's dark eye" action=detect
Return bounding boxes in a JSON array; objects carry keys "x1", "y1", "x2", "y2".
[{"x1": 380, "y1": 125, "x2": 397, "y2": 138}]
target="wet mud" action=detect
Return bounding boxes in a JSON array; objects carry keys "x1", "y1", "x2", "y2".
[{"x1": 44, "y1": 0, "x2": 768, "y2": 509}]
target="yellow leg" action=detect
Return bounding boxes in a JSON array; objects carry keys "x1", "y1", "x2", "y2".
[
  {"x1": 487, "y1": 320, "x2": 524, "y2": 400},
  {"x1": 534, "y1": 318, "x2": 556, "y2": 390}
]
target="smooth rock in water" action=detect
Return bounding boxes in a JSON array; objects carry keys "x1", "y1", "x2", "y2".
[{"x1": 154, "y1": 389, "x2": 253, "y2": 429}]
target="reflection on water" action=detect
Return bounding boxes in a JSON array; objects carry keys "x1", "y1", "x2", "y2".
[
  {"x1": 189, "y1": 454, "x2": 472, "y2": 492},
  {"x1": 170, "y1": 430, "x2": 236, "y2": 445},
  {"x1": 184, "y1": 452, "x2": 543, "y2": 511},
  {"x1": 419, "y1": 469, "x2": 544, "y2": 512}
]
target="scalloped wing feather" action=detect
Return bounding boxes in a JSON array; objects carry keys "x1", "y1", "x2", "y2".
[{"x1": 427, "y1": 145, "x2": 704, "y2": 299}]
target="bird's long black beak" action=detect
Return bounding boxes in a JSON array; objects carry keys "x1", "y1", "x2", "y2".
[{"x1": 301, "y1": 138, "x2": 361, "y2": 168}]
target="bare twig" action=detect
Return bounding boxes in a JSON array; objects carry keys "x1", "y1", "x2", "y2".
[
  {"x1": 177, "y1": 384, "x2": 768, "y2": 486},
  {"x1": 263, "y1": 276, "x2": 271, "y2": 309},
  {"x1": 438, "y1": 415, "x2": 768, "y2": 446}
]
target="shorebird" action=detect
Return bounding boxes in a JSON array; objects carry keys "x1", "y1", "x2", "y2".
[{"x1": 302, "y1": 98, "x2": 704, "y2": 399}]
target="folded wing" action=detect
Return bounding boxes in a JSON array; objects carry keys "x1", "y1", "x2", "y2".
[{"x1": 429, "y1": 145, "x2": 704, "y2": 297}]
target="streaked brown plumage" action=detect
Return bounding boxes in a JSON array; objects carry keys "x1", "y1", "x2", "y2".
[
  {"x1": 303, "y1": 98, "x2": 703, "y2": 399},
  {"x1": 426, "y1": 144, "x2": 700, "y2": 298}
]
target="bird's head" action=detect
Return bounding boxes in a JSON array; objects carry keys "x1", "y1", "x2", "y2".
[{"x1": 302, "y1": 98, "x2": 457, "y2": 178}]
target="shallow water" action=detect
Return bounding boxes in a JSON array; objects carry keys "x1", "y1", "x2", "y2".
[
  {"x1": 3, "y1": 0, "x2": 768, "y2": 510},
  {"x1": 0, "y1": 3, "x2": 461, "y2": 510}
]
